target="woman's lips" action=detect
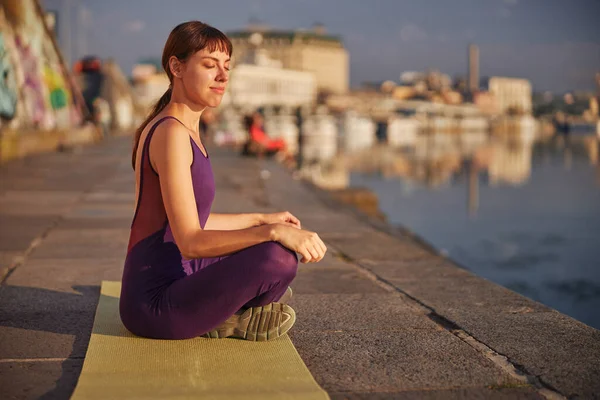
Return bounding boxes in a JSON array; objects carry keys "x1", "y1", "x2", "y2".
[{"x1": 210, "y1": 87, "x2": 225, "y2": 94}]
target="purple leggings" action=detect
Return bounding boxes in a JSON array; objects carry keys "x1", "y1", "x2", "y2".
[{"x1": 120, "y1": 238, "x2": 298, "y2": 340}]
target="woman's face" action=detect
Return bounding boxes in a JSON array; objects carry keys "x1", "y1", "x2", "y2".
[{"x1": 176, "y1": 48, "x2": 230, "y2": 108}]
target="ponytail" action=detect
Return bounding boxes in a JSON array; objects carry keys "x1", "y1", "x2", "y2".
[{"x1": 131, "y1": 87, "x2": 173, "y2": 170}]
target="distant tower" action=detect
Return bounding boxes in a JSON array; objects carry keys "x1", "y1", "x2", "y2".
[
  {"x1": 468, "y1": 44, "x2": 479, "y2": 94},
  {"x1": 467, "y1": 159, "x2": 479, "y2": 218}
]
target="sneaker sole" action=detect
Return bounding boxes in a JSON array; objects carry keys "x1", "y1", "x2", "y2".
[{"x1": 202, "y1": 303, "x2": 296, "y2": 342}]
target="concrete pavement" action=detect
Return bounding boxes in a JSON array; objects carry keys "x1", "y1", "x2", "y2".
[{"x1": 0, "y1": 136, "x2": 598, "y2": 399}]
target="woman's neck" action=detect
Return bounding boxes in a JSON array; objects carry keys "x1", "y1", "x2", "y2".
[{"x1": 163, "y1": 102, "x2": 204, "y2": 135}]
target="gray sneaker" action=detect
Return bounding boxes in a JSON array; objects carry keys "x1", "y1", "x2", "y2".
[{"x1": 202, "y1": 302, "x2": 296, "y2": 341}]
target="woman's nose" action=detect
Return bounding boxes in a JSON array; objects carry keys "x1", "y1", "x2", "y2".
[{"x1": 217, "y1": 68, "x2": 229, "y2": 82}]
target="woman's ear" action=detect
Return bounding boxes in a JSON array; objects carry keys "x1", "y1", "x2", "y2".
[{"x1": 169, "y1": 56, "x2": 182, "y2": 78}]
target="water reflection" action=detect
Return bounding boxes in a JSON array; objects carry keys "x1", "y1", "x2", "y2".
[
  {"x1": 318, "y1": 131, "x2": 600, "y2": 191},
  {"x1": 318, "y1": 130, "x2": 600, "y2": 329}
]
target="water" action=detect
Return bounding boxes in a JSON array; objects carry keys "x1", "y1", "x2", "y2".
[{"x1": 348, "y1": 133, "x2": 600, "y2": 329}]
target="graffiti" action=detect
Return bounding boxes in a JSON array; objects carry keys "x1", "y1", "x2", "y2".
[
  {"x1": 15, "y1": 35, "x2": 51, "y2": 127},
  {"x1": 0, "y1": 33, "x2": 17, "y2": 120},
  {"x1": 0, "y1": 0, "x2": 89, "y2": 131},
  {"x1": 44, "y1": 65, "x2": 68, "y2": 110}
]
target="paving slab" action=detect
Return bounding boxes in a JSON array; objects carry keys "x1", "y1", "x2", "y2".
[
  {"x1": 328, "y1": 387, "x2": 543, "y2": 400},
  {"x1": 0, "y1": 191, "x2": 82, "y2": 216},
  {"x1": 0, "y1": 359, "x2": 83, "y2": 400},
  {"x1": 442, "y1": 309, "x2": 600, "y2": 399},
  {"x1": 290, "y1": 330, "x2": 519, "y2": 393},
  {"x1": 0, "y1": 284, "x2": 99, "y2": 359},
  {"x1": 293, "y1": 267, "x2": 390, "y2": 295},
  {"x1": 291, "y1": 294, "x2": 434, "y2": 331},
  {"x1": 57, "y1": 217, "x2": 132, "y2": 230},
  {"x1": 0, "y1": 216, "x2": 58, "y2": 251},
  {"x1": 6, "y1": 259, "x2": 123, "y2": 290},
  {"x1": 28, "y1": 229, "x2": 129, "y2": 260},
  {"x1": 64, "y1": 203, "x2": 134, "y2": 219},
  {"x1": 0, "y1": 251, "x2": 23, "y2": 271},
  {"x1": 325, "y1": 232, "x2": 431, "y2": 263},
  {"x1": 361, "y1": 259, "x2": 551, "y2": 313},
  {"x1": 81, "y1": 191, "x2": 134, "y2": 203},
  {"x1": 295, "y1": 213, "x2": 377, "y2": 235}
]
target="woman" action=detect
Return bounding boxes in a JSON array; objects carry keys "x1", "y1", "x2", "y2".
[{"x1": 121, "y1": 21, "x2": 327, "y2": 341}]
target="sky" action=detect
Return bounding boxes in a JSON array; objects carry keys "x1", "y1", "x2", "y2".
[{"x1": 42, "y1": 0, "x2": 600, "y2": 93}]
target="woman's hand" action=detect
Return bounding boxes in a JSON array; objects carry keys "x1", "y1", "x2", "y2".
[
  {"x1": 269, "y1": 224, "x2": 327, "y2": 263},
  {"x1": 260, "y1": 211, "x2": 301, "y2": 229}
]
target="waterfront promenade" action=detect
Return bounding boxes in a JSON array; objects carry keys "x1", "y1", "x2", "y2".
[{"x1": 0, "y1": 136, "x2": 598, "y2": 399}]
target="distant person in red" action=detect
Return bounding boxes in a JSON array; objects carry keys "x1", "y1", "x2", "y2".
[
  {"x1": 244, "y1": 112, "x2": 295, "y2": 166},
  {"x1": 248, "y1": 112, "x2": 286, "y2": 151}
]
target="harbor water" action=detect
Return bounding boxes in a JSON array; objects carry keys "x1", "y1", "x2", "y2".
[{"x1": 349, "y1": 134, "x2": 600, "y2": 329}]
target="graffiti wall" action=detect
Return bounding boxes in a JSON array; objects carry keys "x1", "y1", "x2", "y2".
[
  {"x1": 0, "y1": 0, "x2": 85, "y2": 132},
  {"x1": 0, "y1": 31, "x2": 17, "y2": 120}
]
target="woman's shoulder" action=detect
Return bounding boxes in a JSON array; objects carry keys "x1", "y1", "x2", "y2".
[
  {"x1": 147, "y1": 114, "x2": 184, "y2": 133},
  {"x1": 147, "y1": 115, "x2": 194, "y2": 169},
  {"x1": 148, "y1": 115, "x2": 191, "y2": 144}
]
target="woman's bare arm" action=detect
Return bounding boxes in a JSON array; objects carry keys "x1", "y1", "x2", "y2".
[
  {"x1": 149, "y1": 120, "x2": 273, "y2": 259},
  {"x1": 204, "y1": 213, "x2": 263, "y2": 230}
]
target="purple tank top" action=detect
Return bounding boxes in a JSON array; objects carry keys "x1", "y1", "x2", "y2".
[{"x1": 126, "y1": 116, "x2": 215, "y2": 276}]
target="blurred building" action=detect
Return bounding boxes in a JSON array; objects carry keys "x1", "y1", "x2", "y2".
[
  {"x1": 394, "y1": 70, "x2": 454, "y2": 104},
  {"x1": 468, "y1": 44, "x2": 479, "y2": 94},
  {"x1": 473, "y1": 91, "x2": 499, "y2": 114},
  {"x1": 227, "y1": 25, "x2": 349, "y2": 94},
  {"x1": 392, "y1": 86, "x2": 416, "y2": 101},
  {"x1": 130, "y1": 61, "x2": 170, "y2": 110},
  {"x1": 483, "y1": 77, "x2": 532, "y2": 115},
  {"x1": 222, "y1": 49, "x2": 316, "y2": 109}
]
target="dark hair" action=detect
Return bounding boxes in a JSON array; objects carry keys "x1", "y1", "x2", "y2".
[
  {"x1": 243, "y1": 115, "x2": 254, "y2": 131},
  {"x1": 243, "y1": 111, "x2": 263, "y2": 131},
  {"x1": 131, "y1": 21, "x2": 232, "y2": 169}
]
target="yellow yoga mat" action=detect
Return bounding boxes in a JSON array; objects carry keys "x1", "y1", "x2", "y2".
[{"x1": 71, "y1": 281, "x2": 329, "y2": 400}]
